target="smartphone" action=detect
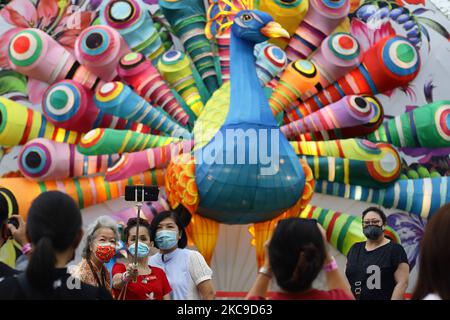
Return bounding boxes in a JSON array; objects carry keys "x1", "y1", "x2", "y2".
[
  {"x1": 124, "y1": 186, "x2": 159, "y2": 202},
  {"x1": 7, "y1": 217, "x2": 19, "y2": 238}
]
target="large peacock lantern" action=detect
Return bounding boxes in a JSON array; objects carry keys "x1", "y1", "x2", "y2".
[{"x1": 1, "y1": 0, "x2": 449, "y2": 268}]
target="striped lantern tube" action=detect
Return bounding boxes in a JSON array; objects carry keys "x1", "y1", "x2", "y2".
[
  {"x1": 297, "y1": 96, "x2": 384, "y2": 141},
  {"x1": 117, "y1": 52, "x2": 189, "y2": 125},
  {"x1": 292, "y1": 32, "x2": 362, "y2": 106},
  {"x1": 43, "y1": 80, "x2": 151, "y2": 134},
  {"x1": 18, "y1": 138, "x2": 120, "y2": 181},
  {"x1": 367, "y1": 100, "x2": 450, "y2": 148},
  {"x1": 270, "y1": 60, "x2": 320, "y2": 115},
  {"x1": 157, "y1": 50, "x2": 204, "y2": 117},
  {"x1": 74, "y1": 25, "x2": 131, "y2": 81},
  {"x1": 254, "y1": 42, "x2": 287, "y2": 87},
  {"x1": 301, "y1": 143, "x2": 401, "y2": 188},
  {"x1": 8, "y1": 28, "x2": 103, "y2": 91},
  {"x1": 315, "y1": 177, "x2": 450, "y2": 220},
  {"x1": 0, "y1": 97, "x2": 83, "y2": 147},
  {"x1": 285, "y1": 0, "x2": 350, "y2": 62},
  {"x1": 100, "y1": 0, "x2": 165, "y2": 63},
  {"x1": 94, "y1": 81, "x2": 191, "y2": 138},
  {"x1": 77, "y1": 128, "x2": 178, "y2": 155},
  {"x1": 159, "y1": 0, "x2": 219, "y2": 94},
  {"x1": 281, "y1": 95, "x2": 374, "y2": 140},
  {"x1": 285, "y1": 36, "x2": 421, "y2": 122},
  {"x1": 105, "y1": 140, "x2": 193, "y2": 181},
  {"x1": 290, "y1": 138, "x2": 383, "y2": 161}
]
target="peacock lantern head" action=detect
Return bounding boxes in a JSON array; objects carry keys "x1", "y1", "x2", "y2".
[{"x1": 231, "y1": 10, "x2": 289, "y2": 43}]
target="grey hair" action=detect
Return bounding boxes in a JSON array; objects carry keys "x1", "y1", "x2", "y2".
[{"x1": 81, "y1": 215, "x2": 120, "y2": 259}]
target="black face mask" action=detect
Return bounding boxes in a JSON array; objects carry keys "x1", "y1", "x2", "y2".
[{"x1": 363, "y1": 225, "x2": 383, "y2": 240}]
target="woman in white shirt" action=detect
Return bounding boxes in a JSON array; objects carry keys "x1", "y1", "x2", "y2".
[
  {"x1": 149, "y1": 210, "x2": 216, "y2": 300},
  {"x1": 412, "y1": 203, "x2": 450, "y2": 300}
]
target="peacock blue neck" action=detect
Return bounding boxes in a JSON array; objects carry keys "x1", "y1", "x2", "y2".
[{"x1": 225, "y1": 33, "x2": 277, "y2": 127}]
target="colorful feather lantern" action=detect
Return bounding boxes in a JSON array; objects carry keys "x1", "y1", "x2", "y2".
[
  {"x1": 270, "y1": 60, "x2": 320, "y2": 115},
  {"x1": 315, "y1": 177, "x2": 450, "y2": 220},
  {"x1": 43, "y1": 80, "x2": 151, "y2": 134},
  {"x1": 75, "y1": 25, "x2": 131, "y2": 81},
  {"x1": 105, "y1": 140, "x2": 193, "y2": 181},
  {"x1": 286, "y1": 35, "x2": 421, "y2": 121},
  {"x1": 77, "y1": 128, "x2": 178, "y2": 155},
  {"x1": 100, "y1": 0, "x2": 165, "y2": 63},
  {"x1": 281, "y1": 95, "x2": 374, "y2": 140},
  {"x1": 285, "y1": 0, "x2": 350, "y2": 62},
  {"x1": 302, "y1": 143, "x2": 401, "y2": 188},
  {"x1": 0, "y1": 97, "x2": 83, "y2": 147},
  {"x1": 117, "y1": 52, "x2": 190, "y2": 126},
  {"x1": 159, "y1": 0, "x2": 219, "y2": 94},
  {"x1": 290, "y1": 138, "x2": 383, "y2": 161},
  {"x1": 367, "y1": 101, "x2": 450, "y2": 148},
  {"x1": 94, "y1": 81, "x2": 191, "y2": 138},
  {"x1": 18, "y1": 138, "x2": 119, "y2": 181},
  {"x1": 254, "y1": 42, "x2": 287, "y2": 86},
  {"x1": 157, "y1": 50, "x2": 205, "y2": 117},
  {"x1": 298, "y1": 95, "x2": 384, "y2": 141},
  {"x1": 301, "y1": 32, "x2": 362, "y2": 102},
  {"x1": 8, "y1": 29, "x2": 103, "y2": 91}
]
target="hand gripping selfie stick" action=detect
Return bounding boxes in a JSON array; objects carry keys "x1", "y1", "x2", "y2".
[{"x1": 124, "y1": 185, "x2": 159, "y2": 282}]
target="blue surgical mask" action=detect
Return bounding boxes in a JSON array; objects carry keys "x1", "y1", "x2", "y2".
[
  {"x1": 127, "y1": 241, "x2": 150, "y2": 258},
  {"x1": 155, "y1": 230, "x2": 178, "y2": 250}
]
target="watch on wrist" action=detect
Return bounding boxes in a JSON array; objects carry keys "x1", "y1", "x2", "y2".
[{"x1": 258, "y1": 266, "x2": 273, "y2": 278}]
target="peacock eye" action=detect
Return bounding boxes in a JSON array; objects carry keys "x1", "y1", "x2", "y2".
[{"x1": 241, "y1": 14, "x2": 253, "y2": 22}]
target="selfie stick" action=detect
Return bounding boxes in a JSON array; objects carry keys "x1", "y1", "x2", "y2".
[{"x1": 133, "y1": 188, "x2": 143, "y2": 283}]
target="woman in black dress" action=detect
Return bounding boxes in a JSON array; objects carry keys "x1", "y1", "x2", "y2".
[{"x1": 345, "y1": 207, "x2": 409, "y2": 300}]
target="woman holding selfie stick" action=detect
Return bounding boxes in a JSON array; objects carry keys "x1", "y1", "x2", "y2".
[{"x1": 112, "y1": 217, "x2": 172, "y2": 300}]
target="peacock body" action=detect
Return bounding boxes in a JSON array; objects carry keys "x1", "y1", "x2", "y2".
[{"x1": 0, "y1": 0, "x2": 449, "y2": 268}]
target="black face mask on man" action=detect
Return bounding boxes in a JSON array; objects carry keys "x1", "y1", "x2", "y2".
[{"x1": 363, "y1": 225, "x2": 384, "y2": 240}]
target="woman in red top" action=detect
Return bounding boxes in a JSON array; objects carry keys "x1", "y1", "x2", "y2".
[
  {"x1": 246, "y1": 218, "x2": 354, "y2": 300},
  {"x1": 112, "y1": 217, "x2": 171, "y2": 300}
]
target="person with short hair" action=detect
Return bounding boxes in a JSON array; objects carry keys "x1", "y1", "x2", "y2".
[
  {"x1": 412, "y1": 203, "x2": 450, "y2": 300},
  {"x1": 345, "y1": 207, "x2": 409, "y2": 300},
  {"x1": 0, "y1": 191, "x2": 112, "y2": 299},
  {"x1": 149, "y1": 210, "x2": 216, "y2": 300},
  {"x1": 71, "y1": 216, "x2": 119, "y2": 293},
  {"x1": 112, "y1": 217, "x2": 171, "y2": 300},
  {"x1": 246, "y1": 218, "x2": 353, "y2": 300}
]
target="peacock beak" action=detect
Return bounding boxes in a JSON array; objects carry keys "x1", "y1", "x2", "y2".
[{"x1": 260, "y1": 21, "x2": 290, "y2": 39}]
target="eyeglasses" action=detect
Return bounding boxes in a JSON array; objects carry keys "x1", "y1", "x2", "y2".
[{"x1": 362, "y1": 219, "x2": 382, "y2": 227}]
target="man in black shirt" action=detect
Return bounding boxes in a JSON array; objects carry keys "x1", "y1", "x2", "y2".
[{"x1": 345, "y1": 207, "x2": 409, "y2": 300}]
